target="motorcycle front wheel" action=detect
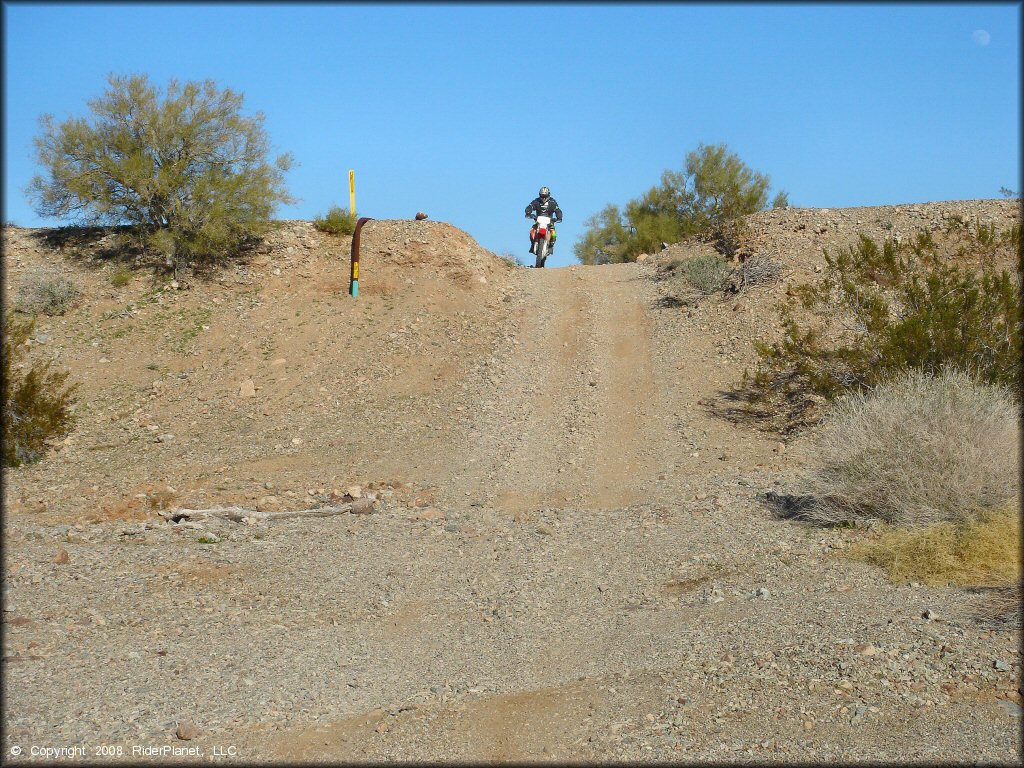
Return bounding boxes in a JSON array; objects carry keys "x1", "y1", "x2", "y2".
[{"x1": 535, "y1": 238, "x2": 548, "y2": 268}]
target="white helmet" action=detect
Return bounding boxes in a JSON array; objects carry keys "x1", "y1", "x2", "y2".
[{"x1": 539, "y1": 186, "x2": 550, "y2": 199}]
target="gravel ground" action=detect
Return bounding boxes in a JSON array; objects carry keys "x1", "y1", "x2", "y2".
[{"x1": 2, "y1": 203, "x2": 1021, "y2": 763}]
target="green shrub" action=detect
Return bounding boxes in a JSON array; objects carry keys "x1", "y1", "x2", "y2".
[
  {"x1": 1000, "y1": 222, "x2": 1020, "y2": 250},
  {"x1": 2, "y1": 311, "x2": 78, "y2": 467},
  {"x1": 681, "y1": 253, "x2": 731, "y2": 294},
  {"x1": 797, "y1": 369, "x2": 1019, "y2": 527},
  {"x1": 742, "y1": 224, "x2": 1021, "y2": 429},
  {"x1": 110, "y1": 264, "x2": 132, "y2": 288},
  {"x1": 15, "y1": 272, "x2": 80, "y2": 316},
  {"x1": 313, "y1": 206, "x2": 357, "y2": 235}
]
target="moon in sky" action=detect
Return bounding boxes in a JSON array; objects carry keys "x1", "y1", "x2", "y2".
[{"x1": 972, "y1": 29, "x2": 991, "y2": 46}]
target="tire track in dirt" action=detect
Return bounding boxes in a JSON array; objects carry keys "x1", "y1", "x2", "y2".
[{"x1": 452, "y1": 264, "x2": 667, "y2": 513}]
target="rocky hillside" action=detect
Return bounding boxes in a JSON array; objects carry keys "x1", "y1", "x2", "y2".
[{"x1": 660, "y1": 198, "x2": 1020, "y2": 273}]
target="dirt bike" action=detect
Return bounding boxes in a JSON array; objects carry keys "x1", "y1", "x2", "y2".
[{"x1": 529, "y1": 214, "x2": 556, "y2": 268}]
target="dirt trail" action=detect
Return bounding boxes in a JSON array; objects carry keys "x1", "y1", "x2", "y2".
[
  {"x1": 452, "y1": 264, "x2": 667, "y2": 513},
  {"x1": 245, "y1": 262, "x2": 1018, "y2": 763}
]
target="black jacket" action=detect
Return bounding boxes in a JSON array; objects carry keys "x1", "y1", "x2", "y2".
[{"x1": 525, "y1": 196, "x2": 562, "y2": 223}]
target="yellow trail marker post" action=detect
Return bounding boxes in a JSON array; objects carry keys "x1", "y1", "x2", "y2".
[{"x1": 348, "y1": 170, "x2": 356, "y2": 215}]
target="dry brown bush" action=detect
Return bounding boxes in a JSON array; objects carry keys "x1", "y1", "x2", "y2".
[
  {"x1": 14, "y1": 269, "x2": 80, "y2": 316},
  {"x1": 971, "y1": 585, "x2": 1022, "y2": 630},
  {"x1": 735, "y1": 253, "x2": 783, "y2": 288},
  {"x1": 850, "y1": 501, "x2": 1021, "y2": 587},
  {"x1": 798, "y1": 368, "x2": 1019, "y2": 527}
]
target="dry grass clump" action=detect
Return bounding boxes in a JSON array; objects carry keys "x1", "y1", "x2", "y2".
[
  {"x1": 799, "y1": 368, "x2": 1019, "y2": 527},
  {"x1": 971, "y1": 585, "x2": 1022, "y2": 630},
  {"x1": 14, "y1": 270, "x2": 80, "y2": 316},
  {"x1": 850, "y1": 501, "x2": 1021, "y2": 587},
  {"x1": 736, "y1": 253, "x2": 783, "y2": 288}
]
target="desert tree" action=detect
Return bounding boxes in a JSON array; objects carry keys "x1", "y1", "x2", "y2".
[
  {"x1": 574, "y1": 203, "x2": 631, "y2": 265},
  {"x1": 684, "y1": 142, "x2": 772, "y2": 227},
  {"x1": 28, "y1": 73, "x2": 295, "y2": 270},
  {"x1": 575, "y1": 142, "x2": 783, "y2": 264}
]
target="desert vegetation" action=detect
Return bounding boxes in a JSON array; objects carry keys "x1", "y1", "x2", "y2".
[
  {"x1": 13, "y1": 269, "x2": 80, "y2": 316},
  {"x1": 850, "y1": 500, "x2": 1020, "y2": 588},
  {"x1": 2, "y1": 311, "x2": 78, "y2": 467},
  {"x1": 740, "y1": 218, "x2": 1021, "y2": 431},
  {"x1": 313, "y1": 205, "x2": 358, "y2": 236},
  {"x1": 655, "y1": 248, "x2": 785, "y2": 307},
  {"x1": 28, "y1": 73, "x2": 294, "y2": 273},
  {"x1": 796, "y1": 368, "x2": 1019, "y2": 528},
  {"x1": 574, "y1": 142, "x2": 788, "y2": 265},
  {"x1": 733, "y1": 216, "x2": 1024, "y2": 604},
  {"x1": 109, "y1": 264, "x2": 133, "y2": 288},
  {"x1": 678, "y1": 253, "x2": 732, "y2": 295}
]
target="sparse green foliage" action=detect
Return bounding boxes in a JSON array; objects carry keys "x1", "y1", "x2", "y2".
[
  {"x1": 742, "y1": 222, "x2": 1021, "y2": 430},
  {"x1": 1002, "y1": 223, "x2": 1021, "y2": 251},
  {"x1": 680, "y1": 254, "x2": 731, "y2": 294},
  {"x1": 944, "y1": 214, "x2": 968, "y2": 234},
  {"x1": 575, "y1": 204, "x2": 632, "y2": 265},
  {"x1": 28, "y1": 73, "x2": 295, "y2": 270},
  {"x1": 15, "y1": 272, "x2": 80, "y2": 316},
  {"x1": 575, "y1": 143, "x2": 783, "y2": 265},
  {"x1": 2, "y1": 311, "x2": 78, "y2": 467},
  {"x1": 110, "y1": 264, "x2": 132, "y2": 288},
  {"x1": 771, "y1": 191, "x2": 790, "y2": 209},
  {"x1": 686, "y1": 142, "x2": 773, "y2": 227},
  {"x1": 312, "y1": 205, "x2": 357, "y2": 236}
]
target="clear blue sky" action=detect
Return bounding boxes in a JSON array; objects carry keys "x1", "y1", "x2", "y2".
[{"x1": 3, "y1": 2, "x2": 1020, "y2": 267}]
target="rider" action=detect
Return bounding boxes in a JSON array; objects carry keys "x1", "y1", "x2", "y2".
[{"x1": 525, "y1": 186, "x2": 563, "y2": 255}]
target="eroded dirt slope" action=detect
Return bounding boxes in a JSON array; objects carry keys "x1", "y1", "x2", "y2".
[{"x1": 3, "y1": 219, "x2": 517, "y2": 522}]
